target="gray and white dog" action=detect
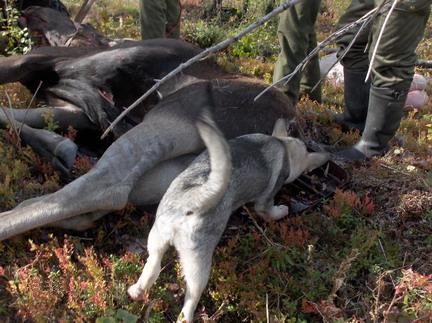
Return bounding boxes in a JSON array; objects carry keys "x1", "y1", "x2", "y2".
[{"x1": 127, "y1": 111, "x2": 329, "y2": 323}]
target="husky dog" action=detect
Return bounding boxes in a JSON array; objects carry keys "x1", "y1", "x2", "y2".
[{"x1": 127, "y1": 112, "x2": 329, "y2": 323}]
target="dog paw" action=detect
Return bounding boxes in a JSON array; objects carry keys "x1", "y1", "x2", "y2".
[
  {"x1": 268, "y1": 205, "x2": 289, "y2": 220},
  {"x1": 127, "y1": 284, "x2": 143, "y2": 300}
]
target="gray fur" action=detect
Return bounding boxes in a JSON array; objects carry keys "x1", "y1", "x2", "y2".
[{"x1": 127, "y1": 119, "x2": 329, "y2": 323}]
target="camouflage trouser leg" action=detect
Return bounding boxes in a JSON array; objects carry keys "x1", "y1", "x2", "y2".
[
  {"x1": 166, "y1": 0, "x2": 181, "y2": 38},
  {"x1": 337, "y1": 0, "x2": 431, "y2": 89},
  {"x1": 140, "y1": 0, "x2": 181, "y2": 40},
  {"x1": 273, "y1": 0, "x2": 321, "y2": 104}
]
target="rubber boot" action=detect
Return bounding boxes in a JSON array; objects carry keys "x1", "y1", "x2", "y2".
[
  {"x1": 333, "y1": 68, "x2": 370, "y2": 132},
  {"x1": 334, "y1": 85, "x2": 408, "y2": 161}
]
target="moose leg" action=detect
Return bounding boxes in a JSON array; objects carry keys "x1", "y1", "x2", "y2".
[
  {"x1": 0, "y1": 111, "x2": 78, "y2": 173},
  {"x1": 0, "y1": 105, "x2": 99, "y2": 173},
  {"x1": 0, "y1": 106, "x2": 95, "y2": 131}
]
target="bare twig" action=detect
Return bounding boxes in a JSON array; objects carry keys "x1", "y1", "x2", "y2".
[
  {"x1": 143, "y1": 300, "x2": 155, "y2": 322},
  {"x1": 1, "y1": 90, "x2": 20, "y2": 142},
  {"x1": 208, "y1": 300, "x2": 227, "y2": 321},
  {"x1": 310, "y1": 5, "x2": 382, "y2": 93},
  {"x1": 378, "y1": 238, "x2": 396, "y2": 287},
  {"x1": 254, "y1": 8, "x2": 378, "y2": 101},
  {"x1": 301, "y1": 292, "x2": 329, "y2": 323},
  {"x1": 18, "y1": 80, "x2": 43, "y2": 136},
  {"x1": 328, "y1": 248, "x2": 360, "y2": 303},
  {"x1": 365, "y1": 0, "x2": 399, "y2": 82},
  {"x1": 101, "y1": 0, "x2": 301, "y2": 139},
  {"x1": 243, "y1": 206, "x2": 287, "y2": 250}
]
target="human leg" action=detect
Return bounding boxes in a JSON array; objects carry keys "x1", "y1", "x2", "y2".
[
  {"x1": 139, "y1": 0, "x2": 167, "y2": 39},
  {"x1": 335, "y1": 0, "x2": 431, "y2": 160},
  {"x1": 273, "y1": 0, "x2": 321, "y2": 104},
  {"x1": 165, "y1": 0, "x2": 181, "y2": 38}
]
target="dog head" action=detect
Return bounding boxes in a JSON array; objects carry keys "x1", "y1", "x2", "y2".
[{"x1": 272, "y1": 119, "x2": 329, "y2": 183}]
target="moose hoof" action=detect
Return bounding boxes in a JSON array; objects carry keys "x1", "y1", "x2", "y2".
[{"x1": 52, "y1": 139, "x2": 78, "y2": 173}]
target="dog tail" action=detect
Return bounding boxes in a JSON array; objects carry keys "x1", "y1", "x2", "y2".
[{"x1": 188, "y1": 109, "x2": 232, "y2": 215}]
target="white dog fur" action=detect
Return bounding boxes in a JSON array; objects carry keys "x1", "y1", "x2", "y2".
[{"x1": 127, "y1": 111, "x2": 329, "y2": 322}]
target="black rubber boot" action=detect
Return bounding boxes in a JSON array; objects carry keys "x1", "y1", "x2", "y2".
[
  {"x1": 334, "y1": 85, "x2": 408, "y2": 161},
  {"x1": 333, "y1": 68, "x2": 370, "y2": 132}
]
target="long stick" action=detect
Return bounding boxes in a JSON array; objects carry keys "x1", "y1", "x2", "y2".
[
  {"x1": 310, "y1": 17, "x2": 371, "y2": 93},
  {"x1": 101, "y1": 0, "x2": 301, "y2": 139},
  {"x1": 310, "y1": 0, "x2": 387, "y2": 93},
  {"x1": 18, "y1": 80, "x2": 43, "y2": 136}
]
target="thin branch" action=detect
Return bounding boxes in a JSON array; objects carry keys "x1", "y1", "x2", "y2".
[
  {"x1": 243, "y1": 206, "x2": 287, "y2": 250},
  {"x1": 365, "y1": 0, "x2": 399, "y2": 82},
  {"x1": 378, "y1": 238, "x2": 396, "y2": 287},
  {"x1": 301, "y1": 292, "x2": 329, "y2": 323},
  {"x1": 310, "y1": 4, "x2": 382, "y2": 93},
  {"x1": 101, "y1": 0, "x2": 302, "y2": 139},
  {"x1": 143, "y1": 300, "x2": 156, "y2": 323},
  {"x1": 208, "y1": 300, "x2": 227, "y2": 321},
  {"x1": 310, "y1": 21, "x2": 367, "y2": 93},
  {"x1": 2, "y1": 90, "x2": 20, "y2": 140},
  {"x1": 18, "y1": 80, "x2": 43, "y2": 136},
  {"x1": 254, "y1": 7, "x2": 378, "y2": 101}
]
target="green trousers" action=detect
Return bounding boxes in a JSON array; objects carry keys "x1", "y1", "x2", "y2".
[
  {"x1": 273, "y1": 0, "x2": 322, "y2": 104},
  {"x1": 139, "y1": 0, "x2": 181, "y2": 40},
  {"x1": 337, "y1": 0, "x2": 431, "y2": 90}
]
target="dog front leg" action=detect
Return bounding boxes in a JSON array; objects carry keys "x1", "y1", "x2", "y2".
[{"x1": 254, "y1": 198, "x2": 289, "y2": 221}]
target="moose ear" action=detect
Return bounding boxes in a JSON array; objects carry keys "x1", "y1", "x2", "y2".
[{"x1": 272, "y1": 118, "x2": 288, "y2": 138}]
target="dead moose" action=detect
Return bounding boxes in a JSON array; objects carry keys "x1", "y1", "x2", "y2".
[{"x1": 0, "y1": 39, "x2": 228, "y2": 171}]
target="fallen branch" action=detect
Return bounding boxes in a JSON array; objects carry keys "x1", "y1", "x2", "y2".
[
  {"x1": 310, "y1": 11, "x2": 374, "y2": 93},
  {"x1": 101, "y1": 0, "x2": 301, "y2": 139},
  {"x1": 18, "y1": 80, "x2": 43, "y2": 136},
  {"x1": 2, "y1": 90, "x2": 20, "y2": 141},
  {"x1": 311, "y1": 1, "x2": 387, "y2": 93}
]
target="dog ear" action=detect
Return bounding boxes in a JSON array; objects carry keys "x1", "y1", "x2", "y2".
[
  {"x1": 272, "y1": 119, "x2": 288, "y2": 138},
  {"x1": 305, "y1": 152, "x2": 330, "y2": 173}
]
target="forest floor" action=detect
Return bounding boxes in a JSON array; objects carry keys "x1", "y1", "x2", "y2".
[{"x1": 0, "y1": 0, "x2": 431, "y2": 322}]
